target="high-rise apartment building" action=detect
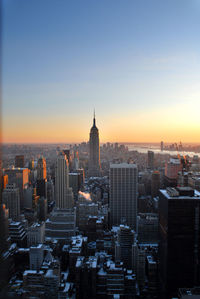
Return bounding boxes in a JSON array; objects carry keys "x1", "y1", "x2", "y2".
[
  {"x1": 5, "y1": 168, "x2": 29, "y2": 188},
  {"x1": 2, "y1": 183, "x2": 20, "y2": 221},
  {"x1": 69, "y1": 173, "x2": 81, "y2": 199},
  {"x1": 115, "y1": 225, "x2": 135, "y2": 268},
  {"x1": 159, "y1": 187, "x2": 200, "y2": 298},
  {"x1": 137, "y1": 213, "x2": 158, "y2": 244},
  {"x1": 37, "y1": 157, "x2": 47, "y2": 180},
  {"x1": 27, "y1": 222, "x2": 45, "y2": 247},
  {"x1": 164, "y1": 158, "x2": 182, "y2": 187},
  {"x1": 55, "y1": 151, "x2": 74, "y2": 209},
  {"x1": 110, "y1": 163, "x2": 138, "y2": 231},
  {"x1": 4, "y1": 167, "x2": 29, "y2": 208},
  {"x1": 29, "y1": 244, "x2": 44, "y2": 270},
  {"x1": 89, "y1": 112, "x2": 101, "y2": 177},
  {"x1": 45, "y1": 208, "x2": 76, "y2": 241}
]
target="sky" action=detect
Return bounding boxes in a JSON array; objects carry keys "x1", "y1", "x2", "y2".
[{"x1": 2, "y1": 0, "x2": 200, "y2": 143}]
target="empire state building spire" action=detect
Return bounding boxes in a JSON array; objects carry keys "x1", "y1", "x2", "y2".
[
  {"x1": 89, "y1": 112, "x2": 101, "y2": 177},
  {"x1": 93, "y1": 109, "x2": 96, "y2": 127}
]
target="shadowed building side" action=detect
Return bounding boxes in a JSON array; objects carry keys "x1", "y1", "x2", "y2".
[{"x1": 88, "y1": 112, "x2": 101, "y2": 177}]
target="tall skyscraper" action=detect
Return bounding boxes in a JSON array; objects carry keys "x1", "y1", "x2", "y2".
[
  {"x1": 110, "y1": 163, "x2": 138, "y2": 231},
  {"x1": 63, "y1": 149, "x2": 73, "y2": 171},
  {"x1": 36, "y1": 157, "x2": 47, "y2": 201},
  {"x1": 73, "y1": 151, "x2": 79, "y2": 171},
  {"x1": 151, "y1": 171, "x2": 160, "y2": 198},
  {"x1": 148, "y1": 151, "x2": 154, "y2": 169},
  {"x1": 45, "y1": 152, "x2": 75, "y2": 242},
  {"x1": 55, "y1": 151, "x2": 74, "y2": 209},
  {"x1": 89, "y1": 112, "x2": 101, "y2": 177},
  {"x1": 159, "y1": 187, "x2": 200, "y2": 298},
  {"x1": 37, "y1": 156, "x2": 47, "y2": 180}
]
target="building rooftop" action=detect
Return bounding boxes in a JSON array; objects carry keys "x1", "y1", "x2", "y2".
[
  {"x1": 179, "y1": 287, "x2": 200, "y2": 296},
  {"x1": 110, "y1": 163, "x2": 137, "y2": 168},
  {"x1": 169, "y1": 158, "x2": 181, "y2": 164},
  {"x1": 160, "y1": 188, "x2": 200, "y2": 199},
  {"x1": 147, "y1": 255, "x2": 156, "y2": 265}
]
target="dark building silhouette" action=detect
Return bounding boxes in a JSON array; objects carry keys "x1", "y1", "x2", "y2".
[
  {"x1": 148, "y1": 151, "x2": 154, "y2": 169},
  {"x1": 151, "y1": 171, "x2": 160, "y2": 198},
  {"x1": 37, "y1": 197, "x2": 47, "y2": 221},
  {"x1": 15, "y1": 155, "x2": 25, "y2": 168},
  {"x1": 159, "y1": 187, "x2": 200, "y2": 298},
  {"x1": 88, "y1": 112, "x2": 101, "y2": 177},
  {"x1": 0, "y1": 204, "x2": 9, "y2": 255},
  {"x1": 36, "y1": 179, "x2": 47, "y2": 198}
]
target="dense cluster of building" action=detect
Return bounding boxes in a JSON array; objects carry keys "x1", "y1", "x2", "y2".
[{"x1": 1, "y1": 116, "x2": 200, "y2": 298}]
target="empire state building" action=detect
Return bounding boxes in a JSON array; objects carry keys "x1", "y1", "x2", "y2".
[{"x1": 89, "y1": 112, "x2": 101, "y2": 177}]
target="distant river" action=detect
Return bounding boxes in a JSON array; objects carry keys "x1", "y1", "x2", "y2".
[{"x1": 126, "y1": 145, "x2": 200, "y2": 158}]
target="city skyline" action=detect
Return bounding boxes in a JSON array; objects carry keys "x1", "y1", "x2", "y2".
[
  {"x1": 2, "y1": 110, "x2": 200, "y2": 145},
  {"x1": 2, "y1": 0, "x2": 200, "y2": 143},
  {"x1": 2, "y1": 2, "x2": 200, "y2": 297}
]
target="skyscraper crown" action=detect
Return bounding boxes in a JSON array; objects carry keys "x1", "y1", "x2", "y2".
[{"x1": 91, "y1": 110, "x2": 98, "y2": 132}]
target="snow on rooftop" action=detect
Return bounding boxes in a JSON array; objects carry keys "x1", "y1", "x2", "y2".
[
  {"x1": 98, "y1": 268, "x2": 107, "y2": 276},
  {"x1": 160, "y1": 189, "x2": 200, "y2": 199},
  {"x1": 63, "y1": 282, "x2": 71, "y2": 292},
  {"x1": 45, "y1": 269, "x2": 57, "y2": 278},
  {"x1": 23, "y1": 270, "x2": 44, "y2": 275}
]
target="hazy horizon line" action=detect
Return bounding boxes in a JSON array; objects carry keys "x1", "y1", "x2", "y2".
[{"x1": 2, "y1": 141, "x2": 200, "y2": 145}]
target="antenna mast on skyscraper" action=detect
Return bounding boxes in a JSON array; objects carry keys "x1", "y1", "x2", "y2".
[{"x1": 93, "y1": 109, "x2": 96, "y2": 127}]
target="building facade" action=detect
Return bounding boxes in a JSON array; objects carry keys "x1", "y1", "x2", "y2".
[
  {"x1": 55, "y1": 151, "x2": 74, "y2": 209},
  {"x1": 110, "y1": 163, "x2": 138, "y2": 231}
]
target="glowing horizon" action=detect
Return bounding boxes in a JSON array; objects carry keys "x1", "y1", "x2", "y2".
[{"x1": 3, "y1": 98, "x2": 200, "y2": 144}]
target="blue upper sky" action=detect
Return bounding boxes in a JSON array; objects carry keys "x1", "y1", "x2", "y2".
[{"x1": 2, "y1": 0, "x2": 200, "y2": 143}]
